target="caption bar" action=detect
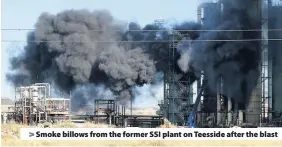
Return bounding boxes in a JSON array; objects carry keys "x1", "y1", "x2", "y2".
[{"x1": 20, "y1": 128, "x2": 282, "y2": 140}]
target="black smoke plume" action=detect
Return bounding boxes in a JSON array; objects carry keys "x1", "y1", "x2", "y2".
[
  {"x1": 7, "y1": 0, "x2": 262, "y2": 111},
  {"x1": 7, "y1": 10, "x2": 157, "y2": 108},
  {"x1": 177, "y1": 0, "x2": 261, "y2": 105}
]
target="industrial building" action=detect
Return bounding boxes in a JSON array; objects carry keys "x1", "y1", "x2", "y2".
[
  {"x1": 2, "y1": 83, "x2": 163, "y2": 127},
  {"x1": 159, "y1": 0, "x2": 282, "y2": 127},
  {"x1": 1, "y1": 98, "x2": 15, "y2": 124},
  {"x1": 3, "y1": 83, "x2": 71, "y2": 125}
]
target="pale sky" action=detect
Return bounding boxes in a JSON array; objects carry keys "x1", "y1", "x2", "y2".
[{"x1": 1, "y1": 0, "x2": 199, "y2": 107}]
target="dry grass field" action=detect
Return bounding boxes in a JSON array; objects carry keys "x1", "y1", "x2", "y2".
[{"x1": 1, "y1": 122, "x2": 282, "y2": 146}]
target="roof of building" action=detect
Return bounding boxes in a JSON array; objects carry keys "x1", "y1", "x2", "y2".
[{"x1": 1, "y1": 97, "x2": 14, "y2": 105}]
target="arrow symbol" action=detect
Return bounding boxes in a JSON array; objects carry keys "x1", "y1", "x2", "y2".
[{"x1": 29, "y1": 132, "x2": 34, "y2": 137}]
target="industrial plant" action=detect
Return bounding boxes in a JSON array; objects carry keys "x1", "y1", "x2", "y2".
[
  {"x1": 1, "y1": 83, "x2": 163, "y2": 127},
  {"x1": 2, "y1": 83, "x2": 71, "y2": 124},
  {"x1": 159, "y1": 0, "x2": 282, "y2": 127},
  {"x1": 1, "y1": 0, "x2": 282, "y2": 128}
]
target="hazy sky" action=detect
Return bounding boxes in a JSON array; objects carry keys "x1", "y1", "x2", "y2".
[{"x1": 1, "y1": 0, "x2": 199, "y2": 107}]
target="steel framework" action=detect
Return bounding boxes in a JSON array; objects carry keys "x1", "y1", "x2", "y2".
[
  {"x1": 93, "y1": 99, "x2": 125, "y2": 126},
  {"x1": 12, "y1": 83, "x2": 71, "y2": 124},
  {"x1": 159, "y1": 0, "x2": 282, "y2": 127},
  {"x1": 161, "y1": 31, "x2": 194, "y2": 126}
]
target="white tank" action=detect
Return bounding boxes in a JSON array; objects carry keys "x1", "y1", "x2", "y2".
[
  {"x1": 22, "y1": 90, "x2": 29, "y2": 98},
  {"x1": 32, "y1": 87, "x2": 39, "y2": 103}
]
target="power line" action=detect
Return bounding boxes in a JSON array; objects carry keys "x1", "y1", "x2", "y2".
[
  {"x1": 2, "y1": 28, "x2": 282, "y2": 32},
  {"x1": 1, "y1": 38, "x2": 282, "y2": 43}
]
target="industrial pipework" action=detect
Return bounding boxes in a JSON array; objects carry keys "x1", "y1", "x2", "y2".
[{"x1": 12, "y1": 83, "x2": 70, "y2": 125}]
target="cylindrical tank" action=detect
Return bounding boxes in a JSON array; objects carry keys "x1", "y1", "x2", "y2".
[{"x1": 32, "y1": 87, "x2": 39, "y2": 103}]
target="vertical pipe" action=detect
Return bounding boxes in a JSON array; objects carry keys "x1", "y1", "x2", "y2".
[
  {"x1": 69, "y1": 91, "x2": 71, "y2": 118},
  {"x1": 131, "y1": 97, "x2": 133, "y2": 118},
  {"x1": 227, "y1": 97, "x2": 232, "y2": 125},
  {"x1": 238, "y1": 110, "x2": 243, "y2": 125},
  {"x1": 109, "y1": 114, "x2": 112, "y2": 125},
  {"x1": 44, "y1": 86, "x2": 47, "y2": 120},
  {"x1": 216, "y1": 93, "x2": 221, "y2": 125},
  {"x1": 234, "y1": 101, "x2": 238, "y2": 125},
  {"x1": 21, "y1": 88, "x2": 24, "y2": 123},
  {"x1": 217, "y1": 76, "x2": 223, "y2": 125},
  {"x1": 29, "y1": 86, "x2": 32, "y2": 125},
  {"x1": 267, "y1": 0, "x2": 273, "y2": 121},
  {"x1": 197, "y1": 77, "x2": 202, "y2": 125}
]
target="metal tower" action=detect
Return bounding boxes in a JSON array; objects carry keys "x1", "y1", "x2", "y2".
[{"x1": 161, "y1": 31, "x2": 194, "y2": 126}]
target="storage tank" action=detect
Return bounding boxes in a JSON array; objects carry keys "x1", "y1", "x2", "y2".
[{"x1": 32, "y1": 87, "x2": 39, "y2": 104}]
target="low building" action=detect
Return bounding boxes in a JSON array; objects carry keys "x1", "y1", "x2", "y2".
[{"x1": 1, "y1": 97, "x2": 15, "y2": 124}]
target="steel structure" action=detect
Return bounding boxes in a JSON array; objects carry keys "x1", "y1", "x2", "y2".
[
  {"x1": 160, "y1": 0, "x2": 282, "y2": 127},
  {"x1": 93, "y1": 99, "x2": 125, "y2": 126},
  {"x1": 76, "y1": 99, "x2": 163, "y2": 128},
  {"x1": 268, "y1": 0, "x2": 282, "y2": 125},
  {"x1": 160, "y1": 31, "x2": 195, "y2": 126},
  {"x1": 12, "y1": 83, "x2": 71, "y2": 124}
]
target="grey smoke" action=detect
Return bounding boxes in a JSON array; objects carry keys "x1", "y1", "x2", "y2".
[
  {"x1": 7, "y1": 9, "x2": 156, "y2": 109},
  {"x1": 7, "y1": 0, "x2": 263, "y2": 112},
  {"x1": 71, "y1": 84, "x2": 114, "y2": 114}
]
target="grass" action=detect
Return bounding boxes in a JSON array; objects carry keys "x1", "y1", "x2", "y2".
[{"x1": 1, "y1": 122, "x2": 282, "y2": 146}]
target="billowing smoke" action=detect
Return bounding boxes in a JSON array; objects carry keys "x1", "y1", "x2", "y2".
[
  {"x1": 71, "y1": 84, "x2": 114, "y2": 114},
  {"x1": 7, "y1": 0, "x2": 263, "y2": 112},
  {"x1": 177, "y1": 0, "x2": 261, "y2": 104},
  {"x1": 7, "y1": 9, "x2": 157, "y2": 109}
]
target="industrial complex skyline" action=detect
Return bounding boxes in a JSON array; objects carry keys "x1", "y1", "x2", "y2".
[{"x1": 1, "y1": 0, "x2": 198, "y2": 109}]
